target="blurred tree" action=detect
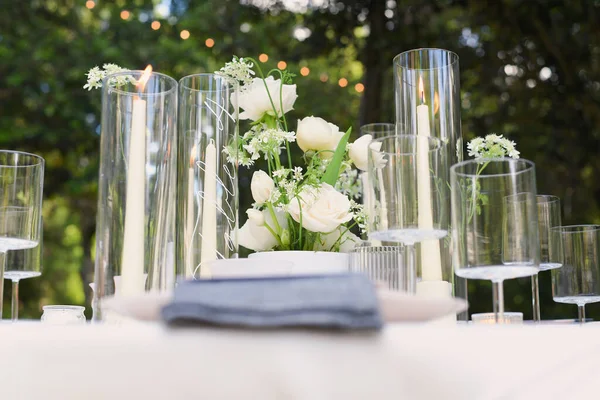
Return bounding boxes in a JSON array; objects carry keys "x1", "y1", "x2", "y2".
[{"x1": 0, "y1": 0, "x2": 599, "y2": 321}]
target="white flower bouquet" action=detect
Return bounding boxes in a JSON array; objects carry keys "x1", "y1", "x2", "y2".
[{"x1": 216, "y1": 57, "x2": 377, "y2": 253}]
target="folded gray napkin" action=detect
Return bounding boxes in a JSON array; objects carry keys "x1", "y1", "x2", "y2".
[{"x1": 161, "y1": 273, "x2": 383, "y2": 330}]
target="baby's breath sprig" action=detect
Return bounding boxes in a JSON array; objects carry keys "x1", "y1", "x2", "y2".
[
  {"x1": 215, "y1": 56, "x2": 255, "y2": 87},
  {"x1": 83, "y1": 63, "x2": 134, "y2": 90},
  {"x1": 467, "y1": 133, "x2": 520, "y2": 159}
]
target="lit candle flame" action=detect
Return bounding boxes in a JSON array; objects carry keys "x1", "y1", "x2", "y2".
[
  {"x1": 418, "y1": 75, "x2": 425, "y2": 105},
  {"x1": 434, "y1": 91, "x2": 440, "y2": 115},
  {"x1": 137, "y1": 65, "x2": 153, "y2": 93}
]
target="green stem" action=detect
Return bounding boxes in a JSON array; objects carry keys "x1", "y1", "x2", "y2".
[
  {"x1": 329, "y1": 222, "x2": 358, "y2": 251},
  {"x1": 267, "y1": 203, "x2": 282, "y2": 234},
  {"x1": 262, "y1": 222, "x2": 282, "y2": 247}
]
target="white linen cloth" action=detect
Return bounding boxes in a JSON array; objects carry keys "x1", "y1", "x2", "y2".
[{"x1": 0, "y1": 322, "x2": 598, "y2": 399}]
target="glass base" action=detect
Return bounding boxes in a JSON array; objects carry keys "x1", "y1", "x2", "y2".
[{"x1": 456, "y1": 266, "x2": 538, "y2": 281}]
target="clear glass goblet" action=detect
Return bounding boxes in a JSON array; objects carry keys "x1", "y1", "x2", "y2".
[
  {"x1": 0, "y1": 151, "x2": 44, "y2": 320},
  {"x1": 451, "y1": 158, "x2": 539, "y2": 322},
  {"x1": 552, "y1": 225, "x2": 600, "y2": 323},
  {"x1": 531, "y1": 195, "x2": 563, "y2": 321},
  {"x1": 5, "y1": 232, "x2": 42, "y2": 321},
  {"x1": 368, "y1": 134, "x2": 449, "y2": 293}
]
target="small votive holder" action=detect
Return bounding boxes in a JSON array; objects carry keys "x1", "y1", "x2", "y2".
[
  {"x1": 349, "y1": 243, "x2": 405, "y2": 291},
  {"x1": 41, "y1": 306, "x2": 86, "y2": 325},
  {"x1": 471, "y1": 312, "x2": 523, "y2": 325}
]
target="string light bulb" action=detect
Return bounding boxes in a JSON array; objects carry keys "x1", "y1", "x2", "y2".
[
  {"x1": 86, "y1": 0, "x2": 95, "y2": 9},
  {"x1": 354, "y1": 83, "x2": 365, "y2": 93},
  {"x1": 300, "y1": 67, "x2": 310, "y2": 76},
  {"x1": 151, "y1": 21, "x2": 161, "y2": 30},
  {"x1": 120, "y1": 10, "x2": 130, "y2": 20},
  {"x1": 277, "y1": 61, "x2": 287, "y2": 70},
  {"x1": 180, "y1": 30, "x2": 190, "y2": 40},
  {"x1": 205, "y1": 38, "x2": 215, "y2": 48},
  {"x1": 259, "y1": 53, "x2": 269, "y2": 63},
  {"x1": 338, "y1": 78, "x2": 348, "y2": 88}
]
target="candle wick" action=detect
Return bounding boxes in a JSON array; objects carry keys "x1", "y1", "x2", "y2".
[{"x1": 420, "y1": 90, "x2": 425, "y2": 105}]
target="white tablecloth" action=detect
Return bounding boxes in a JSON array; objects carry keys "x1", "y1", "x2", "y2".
[{"x1": 0, "y1": 322, "x2": 597, "y2": 399}]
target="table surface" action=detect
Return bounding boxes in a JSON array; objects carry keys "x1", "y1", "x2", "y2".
[{"x1": 1, "y1": 321, "x2": 597, "y2": 400}]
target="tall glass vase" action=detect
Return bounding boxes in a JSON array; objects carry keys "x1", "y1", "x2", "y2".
[
  {"x1": 177, "y1": 74, "x2": 238, "y2": 280},
  {"x1": 394, "y1": 49, "x2": 467, "y2": 318},
  {"x1": 93, "y1": 69, "x2": 178, "y2": 321}
]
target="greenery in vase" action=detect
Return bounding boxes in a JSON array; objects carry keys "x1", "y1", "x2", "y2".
[{"x1": 216, "y1": 57, "x2": 382, "y2": 253}]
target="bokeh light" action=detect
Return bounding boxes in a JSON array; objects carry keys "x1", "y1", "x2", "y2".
[
  {"x1": 354, "y1": 83, "x2": 365, "y2": 93},
  {"x1": 205, "y1": 38, "x2": 215, "y2": 48},
  {"x1": 180, "y1": 30, "x2": 190, "y2": 40},
  {"x1": 259, "y1": 53, "x2": 269, "y2": 63},
  {"x1": 300, "y1": 67, "x2": 310, "y2": 76},
  {"x1": 120, "y1": 10, "x2": 130, "y2": 20},
  {"x1": 338, "y1": 78, "x2": 348, "y2": 87},
  {"x1": 85, "y1": 1, "x2": 95, "y2": 9},
  {"x1": 151, "y1": 21, "x2": 161, "y2": 30},
  {"x1": 320, "y1": 73, "x2": 328, "y2": 82},
  {"x1": 277, "y1": 61, "x2": 287, "y2": 70}
]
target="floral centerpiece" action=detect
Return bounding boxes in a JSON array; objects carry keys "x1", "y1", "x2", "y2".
[{"x1": 216, "y1": 57, "x2": 377, "y2": 253}]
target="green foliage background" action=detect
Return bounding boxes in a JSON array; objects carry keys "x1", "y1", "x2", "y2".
[{"x1": 1, "y1": 0, "x2": 599, "y2": 320}]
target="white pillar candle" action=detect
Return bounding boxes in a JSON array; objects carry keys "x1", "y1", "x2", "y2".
[
  {"x1": 200, "y1": 139, "x2": 218, "y2": 276},
  {"x1": 120, "y1": 73, "x2": 149, "y2": 296},
  {"x1": 416, "y1": 76, "x2": 443, "y2": 282}
]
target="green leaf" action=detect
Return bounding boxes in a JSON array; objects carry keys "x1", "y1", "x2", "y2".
[{"x1": 321, "y1": 127, "x2": 351, "y2": 186}]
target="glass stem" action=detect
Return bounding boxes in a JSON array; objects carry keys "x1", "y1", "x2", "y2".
[
  {"x1": 405, "y1": 243, "x2": 416, "y2": 294},
  {"x1": 531, "y1": 274, "x2": 541, "y2": 322},
  {"x1": 492, "y1": 280, "x2": 505, "y2": 323},
  {"x1": 11, "y1": 280, "x2": 19, "y2": 321},
  {"x1": 578, "y1": 304, "x2": 585, "y2": 323},
  {"x1": 0, "y1": 251, "x2": 5, "y2": 320}
]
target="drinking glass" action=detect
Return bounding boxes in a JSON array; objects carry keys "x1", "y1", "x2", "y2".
[
  {"x1": 0, "y1": 151, "x2": 44, "y2": 320},
  {"x1": 368, "y1": 134, "x2": 449, "y2": 293},
  {"x1": 551, "y1": 225, "x2": 600, "y2": 323},
  {"x1": 5, "y1": 228, "x2": 43, "y2": 321},
  {"x1": 531, "y1": 195, "x2": 563, "y2": 321},
  {"x1": 451, "y1": 158, "x2": 539, "y2": 322},
  {"x1": 349, "y1": 242, "x2": 405, "y2": 291}
]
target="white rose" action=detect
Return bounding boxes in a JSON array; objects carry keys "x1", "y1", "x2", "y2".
[
  {"x1": 348, "y1": 134, "x2": 373, "y2": 171},
  {"x1": 287, "y1": 183, "x2": 353, "y2": 233},
  {"x1": 296, "y1": 117, "x2": 344, "y2": 158},
  {"x1": 233, "y1": 76, "x2": 298, "y2": 121},
  {"x1": 238, "y1": 209, "x2": 288, "y2": 252},
  {"x1": 251, "y1": 170, "x2": 274, "y2": 205},
  {"x1": 314, "y1": 228, "x2": 361, "y2": 252}
]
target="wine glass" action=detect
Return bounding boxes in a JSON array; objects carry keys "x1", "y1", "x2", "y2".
[
  {"x1": 0, "y1": 151, "x2": 44, "y2": 320},
  {"x1": 451, "y1": 158, "x2": 539, "y2": 322},
  {"x1": 551, "y1": 225, "x2": 600, "y2": 323},
  {"x1": 368, "y1": 134, "x2": 448, "y2": 293},
  {"x1": 531, "y1": 195, "x2": 563, "y2": 321},
  {"x1": 5, "y1": 225, "x2": 43, "y2": 321}
]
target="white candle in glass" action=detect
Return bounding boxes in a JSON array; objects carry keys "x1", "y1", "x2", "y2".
[
  {"x1": 200, "y1": 139, "x2": 218, "y2": 276},
  {"x1": 186, "y1": 146, "x2": 196, "y2": 279},
  {"x1": 416, "y1": 76, "x2": 443, "y2": 282},
  {"x1": 120, "y1": 66, "x2": 152, "y2": 296}
]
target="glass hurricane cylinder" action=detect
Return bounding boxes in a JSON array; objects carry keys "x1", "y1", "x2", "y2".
[
  {"x1": 394, "y1": 48, "x2": 465, "y2": 316},
  {"x1": 177, "y1": 74, "x2": 238, "y2": 280},
  {"x1": 93, "y1": 70, "x2": 178, "y2": 320}
]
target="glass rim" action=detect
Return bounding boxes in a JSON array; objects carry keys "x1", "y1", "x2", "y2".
[
  {"x1": 371, "y1": 134, "x2": 443, "y2": 155},
  {"x1": 451, "y1": 158, "x2": 534, "y2": 178},
  {"x1": 0, "y1": 150, "x2": 44, "y2": 167},
  {"x1": 360, "y1": 122, "x2": 395, "y2": 131},
  {"x1": 551, "y1": 224, "x2": 600, "y2": 234},
  {"x1": 179, "y1": 73, "x2": 238, "y2": 92},
  {"x1": 537, "y1": 194, "x2": 561, "y2": 204},
  {"x1": 43, "y1": 305, "x2": 85, "y2": 311},
  {"x1": 102, "y1": 70, "x2": 178, "y2": 97},
  {"x1": 393, "y1": 48, "x2": 459, "y2": 71}
]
